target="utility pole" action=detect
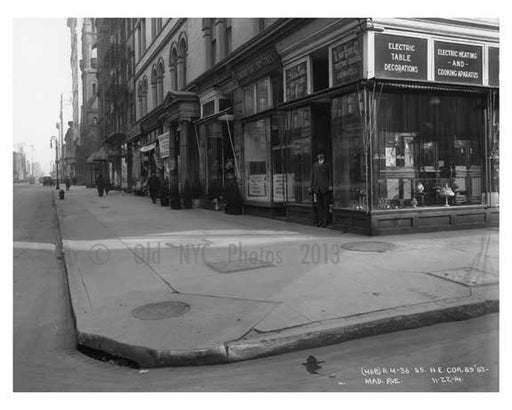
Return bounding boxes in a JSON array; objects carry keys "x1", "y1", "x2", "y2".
[{"x1": 60, "y1": 93, "x2": 64, "y2": 178}]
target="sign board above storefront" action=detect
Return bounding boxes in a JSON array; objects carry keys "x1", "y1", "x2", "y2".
[
  {"x1": 488, "y1": 47, "x2": 499, "y2": 87},
  {"x1": 285, "y1": 61, "x2": 308, "y2": 101},
  {"x1": 374, "y1": 34, "x2": 428, "y2": 81},
  {"x1": 434, "y1": 41, "x2": 483, "y2": 85},
  {"x1": 331, "y1": 36, "x2": 363, "y2": 86},
  {"x1": 157, "y1": 132, "x2": 170, "y2": 158}
]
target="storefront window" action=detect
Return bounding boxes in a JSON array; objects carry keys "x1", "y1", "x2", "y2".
[
  {"x1": 244, "y1": 119, "x2": 270, "y2": 201},
  {"x1": 271, "y1": 113, "x2": 290, "y2": 203},
  {"x1": 243, "y1": 87, "x2": 255, "y2": 116},
  {"x1": 373, "y1": 91, "x2": 485, "y2": 209},
  {"x1": 488, "y1": 91, "x2": 499, "y2": 206},
  {"x1": 332, "y1": 92, "x2": 366, "y2": 209},
  {"x1": 204, "y1": 123, "x2": 225, "y2": 199},
  {"x1": 256, "y1": 78, "x2": 271, "y2": 112},
  {"x1": 243, "y1": 77, "x2": 272, "y2": 116},
  {"x1": 283, "y1": 107, "x2": 312, "y2": 203}
]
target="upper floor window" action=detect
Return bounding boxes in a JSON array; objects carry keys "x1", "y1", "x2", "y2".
[
  {"x1": 136, "y1": 24, "x2": 142, "y2": 60},
  {"x1": 151, "y1": 66, "x2": 158, "y2": 108},
  {"x1": 141, "y1": 19, "x2": 146, "y2": 53},
  {"x1": 225, "y1": 18, "x2": 232, "y2": 55},
  {"x1": 151, "y1": 18, "x2": 157, "y2": 40},
  {"x1": 157, "y1": 60, "x2": 165, "y2": 104},
  {"x1": 211, "y1": 28, "x2": 217, "y2": 66},
  {"x1": 258, "y1": 18, "x2": 265, "y2": 32}
]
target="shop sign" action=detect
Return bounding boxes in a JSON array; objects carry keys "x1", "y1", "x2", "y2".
[
  {"x1": 285, "y1": 61, "x2": 308, "y2": 101},
  {"x1": 434, "y1": 41, "x2": 482, "y2": 85},
  {"x1": 157, "y1": 132, "x2": 170, "y2": 158},
  {"x1": 488, "y1": 47, "x2": 499, "y2": 87},
  {"x1": 248, "y1": 174, "x2": 267, "y2": 197},
  {"x1": 273, "y1": 173, "x2": 295, "y2": 202},
  {"x1": 374, "y1": 34, "x2": 428, "y2": 81},
  {"x1": 233, "y1": 48, "x2": 280, "y2": 83},
  {"x1": 332, "y1": 37, "x2": 363, "y2": 86}
]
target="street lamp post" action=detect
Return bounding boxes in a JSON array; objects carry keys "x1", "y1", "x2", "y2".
[{"x1": 50, "y1": 136, "x2": 60, "y2": 189}]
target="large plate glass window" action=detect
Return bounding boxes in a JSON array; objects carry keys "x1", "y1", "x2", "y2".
[
  {"x1": 244, "y1": 119, "x2": 271, "y2": 202},
  {"x1": 372, "y1": 91, "x2": 485, "y2": 209},
  {"x1": 331, "y1": 91, "x2": 366, "y2": 209}
]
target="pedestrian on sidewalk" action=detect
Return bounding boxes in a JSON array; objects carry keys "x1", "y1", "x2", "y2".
[
  {"x1": 147, "y1": 172, "x2": 161, "y2": 204},
  {"x1": 65, "y1": 176, "x2": 71, "y2": 191},
  {"x1": 309, "y1": 152, "x2": 332, "y2": 227},
  {"x1": 96, "y1": 174, "x2": 105, "y2": 197},
  {"x1": 105, "y1": 176, "x2": 110, "y2": 196}
]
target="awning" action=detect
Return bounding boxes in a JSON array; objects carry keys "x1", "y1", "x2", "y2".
[{"x1": 140, "y1": 142, "x2": 156, "y2": 153}]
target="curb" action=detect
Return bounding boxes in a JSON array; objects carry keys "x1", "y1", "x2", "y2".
[
  {"x1": 75, "y1": 296, "x2": 498, "y2": 368},
  {"x1": 225, "y1": 298, "x2": 498, "y2": 363}
]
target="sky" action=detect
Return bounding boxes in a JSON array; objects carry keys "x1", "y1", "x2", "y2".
[{"x1": 13, "y1": 18, "x2": 73, "y2": 175}]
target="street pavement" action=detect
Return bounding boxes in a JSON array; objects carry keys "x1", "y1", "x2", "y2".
[{"x1": 53, "y1": 186, "x2": 499, "y2": 367}]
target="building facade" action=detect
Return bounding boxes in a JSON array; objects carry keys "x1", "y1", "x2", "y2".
[{"x1": 93, "y1": 18, "x2": 499, "y2": 235}]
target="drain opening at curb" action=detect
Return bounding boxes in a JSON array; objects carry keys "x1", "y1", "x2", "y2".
[{"x1": 77, "y1": 344, "x2": 141, "y2": 369}]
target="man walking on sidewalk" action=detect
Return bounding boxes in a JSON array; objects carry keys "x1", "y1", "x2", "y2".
[
  {"x1": 147, "y1": 172, "x2": 161, "y2": 204},
  {"x1": 96, "y1": 174, "x2": 105, "y2": 197}
]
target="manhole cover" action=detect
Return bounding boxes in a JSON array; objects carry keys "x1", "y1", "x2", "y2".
[
  {"x1": 428, "y1": 267, "x2": 498, "y2": 287},
  {"x1": 131, "y1": 301, "x2": 190, "y2": 320},
  {"x1": 341, "y1": 241, "x2": 397, "y2": 252},
  {"x1": 207, "y1": 258, "x2": 274, "y2": 273}
]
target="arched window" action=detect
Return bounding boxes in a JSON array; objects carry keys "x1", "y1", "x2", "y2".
[
  {"x1": 169, "y1": 46, "x2": 178, "y2": 91},
  {"x1": 142, "y1": 76, "x2": 148, "y2": 115},
  {"x1": 151, "y1": 65, "x2": 158, "y2": 109},
  {"x1": 137, "y1": 81, "x2": 143, "y2": 118},
  {"x1": 157, "y1": 59, "x2": 165, "y2": 104},
  {"x1": 177, "y1": 35, "x2": 187, "y2": 90}
]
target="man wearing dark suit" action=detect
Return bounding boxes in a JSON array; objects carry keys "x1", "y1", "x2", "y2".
[
  {"x1": 147, "y1": 172, "x2": 161, "y2": 204},
  {"x1": 310, "y1": 152, "x2": 332, "y2": 227}
]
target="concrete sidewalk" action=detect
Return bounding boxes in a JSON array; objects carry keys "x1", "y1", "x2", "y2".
[{"x1": 54, "y1": 186, "x2": 499, "y2": 367}]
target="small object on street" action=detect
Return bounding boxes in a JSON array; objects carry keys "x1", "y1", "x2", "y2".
[
  {"x1": 329, "y1": 373, "x2": 336, "y2": 378},
  {"x1": 59, "y1": 189, "x2": 65, "y2": 200},
  {"x1": 302, "y1": 355, "x2": 325, "y2": 375},
  {"x1": 139, "y1": 369, "x2": 149, "y2": 374}
]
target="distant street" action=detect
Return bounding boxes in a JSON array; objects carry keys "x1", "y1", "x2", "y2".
[{"x1": 13, "y1": 183, "x2": 498, "y2": 392}]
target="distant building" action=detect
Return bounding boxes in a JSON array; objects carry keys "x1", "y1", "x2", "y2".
[
  {"x1": 67, "y1": 18, "x2": 101, "y2": 186},
  {"x1": 13, "y1": 149, "x2": 27, "y2": 182}
]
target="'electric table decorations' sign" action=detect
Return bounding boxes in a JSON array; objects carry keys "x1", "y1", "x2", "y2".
[
  {"x1": 434, "y1": 41, "x2": 483, "y2": 85},
  {"x1": 374, "y1": 34, "x2": 428, "y2": 81}
]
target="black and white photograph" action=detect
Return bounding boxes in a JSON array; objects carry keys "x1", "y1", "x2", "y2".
[{"x1": 7, "y1": 0, "x2": 508, "y2": 404}]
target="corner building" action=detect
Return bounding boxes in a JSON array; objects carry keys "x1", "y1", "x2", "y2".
[{"x1": 98, "y1": 18, "x2": 499, "y2": 235}]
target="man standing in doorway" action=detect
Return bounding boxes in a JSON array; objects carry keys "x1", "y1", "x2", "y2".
[
  {"x1": 310, "y1": 152, "x2": 332, "y2": 227},
  {"x1": 147, "y1": 172, "x2": 161, "y2": 204}
]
